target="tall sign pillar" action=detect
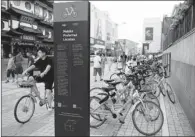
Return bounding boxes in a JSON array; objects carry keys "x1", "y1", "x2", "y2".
[{"x1": 54, "y1": 2, "x2": 90, "y2": 136}]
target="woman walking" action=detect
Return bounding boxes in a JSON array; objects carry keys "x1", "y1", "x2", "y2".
[{"x1": 5, "y1": 53, "x2": 16, "y2": 83}]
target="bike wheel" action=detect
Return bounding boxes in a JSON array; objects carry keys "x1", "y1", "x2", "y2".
[
  {"x1": 146, "y1": 80, "x2": 160, "y2": 97},
  {"x1": 166, "y1": 83, "x2": 176, "y2": 104},
  {"x1": 90, "y1": 87, "x2": 105, "y2": 97},
  {"x1": 14, "y1": 95, "x2": 35, "y2": 124},
  {"x1": 132, "y1": 100, "x2": 164, "y2": 136},
  {"x1": 143, "y1": 92, "x2": 160, "y2": 106},
  {"x1": 110, "y1": 73, "x2": 119, "y2": 80},
  {"x1": 90, "y1": 96, "x2": 107, "y2": 128},
  {"x1": 159, "y1": 83, "x2": 166, "y2": 96}
]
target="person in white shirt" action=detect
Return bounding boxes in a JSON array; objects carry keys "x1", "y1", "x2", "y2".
[{"x1": 93, "y1": 51, "x2": 102, "y2": 82}]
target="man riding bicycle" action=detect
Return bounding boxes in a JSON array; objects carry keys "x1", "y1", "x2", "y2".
[{"x1": 22, "y1": 47, "x2": 54, "y2": 111}]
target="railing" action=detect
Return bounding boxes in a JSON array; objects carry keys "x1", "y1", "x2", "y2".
[{"x1": 163, "y1": 2, "x2": 195, "y2": 50}]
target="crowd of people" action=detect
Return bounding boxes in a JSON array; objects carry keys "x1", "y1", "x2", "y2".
[{"x1": 92, "y1": 51, "x2": 155, "y2": 82}]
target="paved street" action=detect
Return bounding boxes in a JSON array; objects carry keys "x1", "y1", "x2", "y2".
[
  {"x1": 1, "y1": 81, "x2": 54, "y2": 136},
  {"x1": 90, "y1": 64, "x2": 195, "y2": 136},
  {"x1": 1, "y1": 63, "x2": 195, "y2": 136}
]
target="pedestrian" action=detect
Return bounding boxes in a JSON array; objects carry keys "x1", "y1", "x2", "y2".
[
  {"x1": 14, "y1": 51, "x2": 24, "y2": 82},
  {"x1": 107, "y1": 54, "x2": 113, "y2": 71},
  {"x1": 26, "y1": 51, "x2": 35, "y2": 77},
  {"x1": 93, "y1": 51, "x2": 102, "y2": 82},
  {"x1": 120, "y1": 52, "x2": 127, "y2": 71},
  {"x1": 101, "y1": 53, "x2": 107, "y2": 77},
  {"x1": 5, "y1": 53, "x2": 16, "y2": 83},
  {"x1": 117, "y1": 55, "x2": 123, "y2": 70}
]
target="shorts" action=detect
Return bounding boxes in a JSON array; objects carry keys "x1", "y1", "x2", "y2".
[
  {"x1": 7, "y1": 69, "x2": 15, "y2": 78},
  {"x1": 15, "y1": 66, "x2": 23, "y2": 74},
  {"x1": 36, "y1": 76, "x2": 54, "y2": 91},
  {"x1": 93, "y1": 68, "x2": 102, "y2": 76}
]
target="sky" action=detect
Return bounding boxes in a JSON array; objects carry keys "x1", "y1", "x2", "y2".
[{"x1": 90, "y1": 1, "x2": 183, "y2": 44}]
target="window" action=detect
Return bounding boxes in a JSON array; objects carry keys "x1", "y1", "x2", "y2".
[
  {"x1": 34, "y1": 5, "x2": 41, "y2": 16},
  {"x1": 13, "y1": 1, "x2": 21, "y2": 6},
  {"x1": 25, "y1": 2, "x2": 31, "y2": 10}
]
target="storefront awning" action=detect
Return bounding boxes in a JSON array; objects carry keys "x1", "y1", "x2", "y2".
[
  {"x1": 7, "y1": 29, "x2": 23, "y2": 36},
  {"x1": 17, "y1": 26, "x2": 42, "y2": 34},
  {"x1": 91, "y1": 44, "x2": 105, "y2": 49},
  {"x1": 43, "y1": 38, "x2": 54, "y2": 43}
]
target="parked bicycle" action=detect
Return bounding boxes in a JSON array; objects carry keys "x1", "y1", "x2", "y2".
[{"x1": 90, "y1": 79, "x2": 164, "y2": 135}]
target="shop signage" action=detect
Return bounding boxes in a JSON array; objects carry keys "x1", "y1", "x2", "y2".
[
  {"x1": 21, "y1": 35, "x2": 35, "y2": 41},
  {"x1": 20, "y1": 15, "x2": 34, "y2": 24},
  {"x1": 94, "y1": 39, "x2": 105, "y2": 45},
  {"x1": 54, "y1": 2, "x2": 89, "y2": 136}
]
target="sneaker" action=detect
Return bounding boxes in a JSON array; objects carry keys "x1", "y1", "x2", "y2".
[
  {"x1": 47, "y1": 107, "x2": 53, "y2": 112},
  {"x1": 12, "y1": 80, "x2": 15, "y2": 83},
  {"x1": 100, "y1": 79, "x2": 103, "y2": 81},
  {"x1": 95, "y1": 80, "x2": 97, "y2": 82}
]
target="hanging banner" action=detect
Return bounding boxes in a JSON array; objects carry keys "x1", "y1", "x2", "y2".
[{"x1": 54, "y1": 2, "x2": 90, "y2": 136}]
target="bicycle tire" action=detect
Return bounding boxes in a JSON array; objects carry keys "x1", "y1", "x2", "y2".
[
  {"x1": 110, "y1": 73, "x2": 119, "y2": 80},
  {"x1": 132, "y1": 100, "x2": 164, "y2": 136},
  {"x1": 90, "y1": 96, "x2": 107, "y2": 128},
  {"x1": 14, "y1": 95, "x2": 35, "y2": 124},
  {"x1": 90, "y1": 87, "x2": 105, "y2": 97},
  {"x1": 159, "y1": 83, "x2": 166, "y2": 96},
  {"x1": 145, "y1": 80, "x2": 160, "y2": 97},
  {"x1": 166, "y1": 83, "x2": 176, "y2": 104},
  {"x1": 143, "y1": 92, "x2": 160, "y2": 106}
]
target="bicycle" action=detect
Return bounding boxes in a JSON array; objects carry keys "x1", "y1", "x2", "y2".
[
  {"x1": 156, "y1": 65, "x2": 176, "y2": 104},
  {"x1": 62, "y1": 5, "x2": 77, "y2": 18},
  {"x1": 90, "y1": 82, "x2": 164, "y2": 136},
  {"x1": 14, "y1": 75, "x2": 54, "y2": 124}
]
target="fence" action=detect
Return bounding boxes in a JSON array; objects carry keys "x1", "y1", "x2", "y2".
[{"x1": 163, "y1": 2, "x2": 195, "y2": 50}]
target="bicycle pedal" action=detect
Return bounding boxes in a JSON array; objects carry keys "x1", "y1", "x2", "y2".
[
  {"x1": 119, "y1": 113, "x2": 123, "y2": 116},
  {"x1": 39, "y1": 101, "x2": 44, "y2": 107},
  {"x1": 119, "y1": 120, "x2": 125, "y2": 124}
]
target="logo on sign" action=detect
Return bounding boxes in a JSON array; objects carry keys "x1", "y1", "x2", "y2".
[{"x1": 62, "y1": 4, "x2": 77, "y2": 19}]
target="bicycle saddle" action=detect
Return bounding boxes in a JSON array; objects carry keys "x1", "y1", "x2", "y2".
[
  {"x1": 109, "y1": 81, "x2": 122, "y2": 87},
  {"x1": 102, "y1": 86, "x2": 115, "y2": 92},
  {"x1": 104, "y1": 79, "x2": 114, "y2": 83}
]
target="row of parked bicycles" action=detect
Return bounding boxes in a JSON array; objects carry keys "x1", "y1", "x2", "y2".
[{"x1": 90, "y1": 59, "x2": 176, "y2": 136}]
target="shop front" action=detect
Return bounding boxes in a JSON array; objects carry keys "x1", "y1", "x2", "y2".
[{"x1": 90, "y1": 38, "x2": 105, "y2": 55}]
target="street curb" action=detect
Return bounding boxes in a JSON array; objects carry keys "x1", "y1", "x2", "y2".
[{"x1": 160, "y1": 94, "x2": 169, "y2": 136}]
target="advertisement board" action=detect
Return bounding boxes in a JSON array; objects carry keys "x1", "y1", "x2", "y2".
[{"x1": 145, "y1": 27, "x2": 153, "y2": 41}]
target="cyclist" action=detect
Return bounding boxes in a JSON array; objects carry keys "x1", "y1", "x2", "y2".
[{"x1": 22, "y1": 47, "x2": 54, "y2": 111}]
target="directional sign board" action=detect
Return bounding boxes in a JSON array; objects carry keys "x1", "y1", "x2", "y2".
[{"x1": 54, "y1": 2, "x2": 90, "y2": 136}]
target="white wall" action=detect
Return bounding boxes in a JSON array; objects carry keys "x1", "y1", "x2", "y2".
[
  {"x1": 164, "y1": 29, "x2": 195, "y2": 66},
  {"x1": 143, "y1": 18, "x2": 162, "y2": 53}
]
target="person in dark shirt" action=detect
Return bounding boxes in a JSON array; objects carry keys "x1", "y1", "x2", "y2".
[{"x1": 22, "y1": 47, "x2": 54, "y2": 111}]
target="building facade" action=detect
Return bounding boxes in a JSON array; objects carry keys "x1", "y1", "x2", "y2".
[
  {"x1": 90, "y1": 4, "x2": 118, "y2": 55},
  {"x1": 142, "y1": 17, "x2": 162, "y2": 54},
  {"x1": 161, "y1": 0, "x2": 195, "y2": 132},
  {"x1": 118, "y1": 39, "x2": 138, "y2": 56},
  {"x1": 1, "y1": 0, "x2": 54, "y2": 58}
]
